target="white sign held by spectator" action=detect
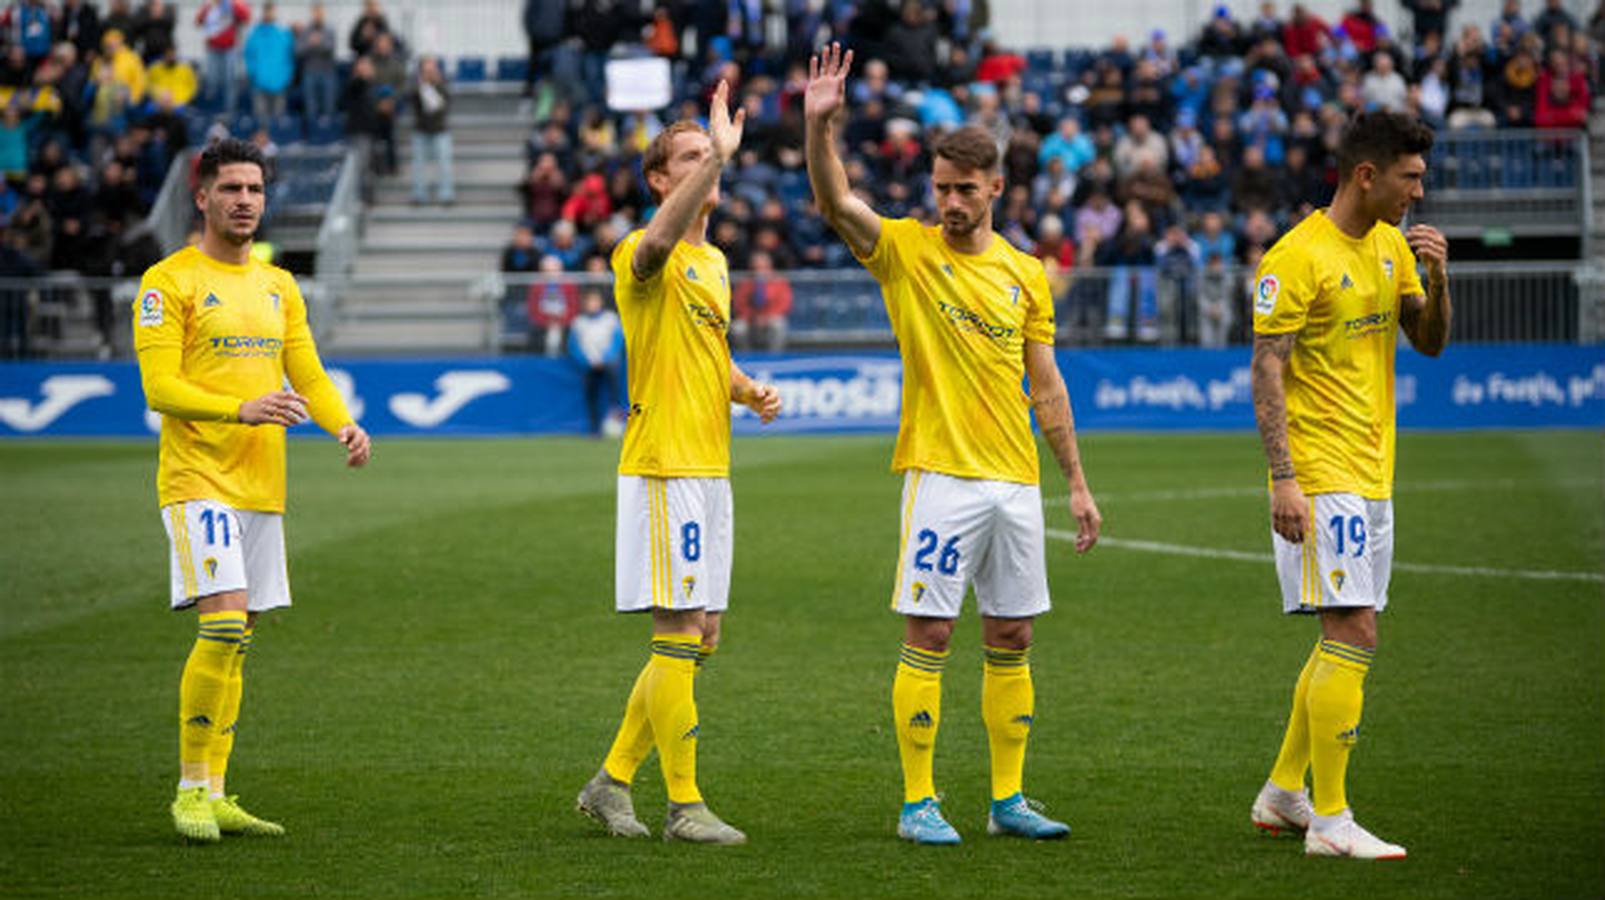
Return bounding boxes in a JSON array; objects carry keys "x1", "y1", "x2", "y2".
[{"x1": 606, "y1": 57, "x2": 672, "y2": 112}]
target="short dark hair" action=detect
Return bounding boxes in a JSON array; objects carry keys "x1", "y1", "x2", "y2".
[
  {"x1": 1336, "y1": 111, "x2": 1434, "y2": 182},
  {"x1": 196, "y1": 137, "x2": 267, "y2": 185},
  {"x1": 932, "y1": 125, "x2": 1001, "y2": 173}
]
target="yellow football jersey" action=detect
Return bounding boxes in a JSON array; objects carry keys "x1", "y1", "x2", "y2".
[
  {"x1": 858, "y1": 218, "x2": 1056, "y2": 485},
  {"x1": 612, "y1": 229, "x2": 733, "y2": 478},
  {"x1": 1253, "y1": 210, "x2": 1424, "y2": 499},
  {"x1": 133, "y1": 246, "x2": 352, "y2": 513}
]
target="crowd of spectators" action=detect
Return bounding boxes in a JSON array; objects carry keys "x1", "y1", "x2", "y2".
[{"x1": 508, "y1": 0, "x2": 1603, "y2": 346}]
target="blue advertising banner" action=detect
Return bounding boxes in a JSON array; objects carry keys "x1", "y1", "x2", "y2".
[{"x1": 2, "y1": 345, "x2": 1602, "y2": 438}]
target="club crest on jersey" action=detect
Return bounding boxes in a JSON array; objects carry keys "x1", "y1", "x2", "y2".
[
  {"x1": 1007, "y1": 284, "x2": 1021, "y2": 306},
  {"x1": 203, "y1": 292, "x2": 222, "y2": 307},
  {"x1": 269, "y1": 292, "x2": 281, "y2": 310},
  {"x1": 1254, "y1": 274, "x2": 1279, "y2": 314},
  {"x1": 910, "y1": 581, "x2": 927, "y2": 605},
  {"x1": 203, "y1": 557, "x2": 218, "y2": 579},
  {"x1": 138, "y1": 289, "x2": 163, "y2": 326},
  {"x1": 940, "y1": 264, "x2": 953, "y2": 277},
  {"x1": 1330, "y1": 569, "x2": 1346, "y2": 591},
  {"x1": 1382, "y1": 258, "x2": 1394, "y2": 280}
]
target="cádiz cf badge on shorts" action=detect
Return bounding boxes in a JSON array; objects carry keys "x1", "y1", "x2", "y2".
[{"x1": 682, "y1": 575, "x2": 696, "y2": 600}]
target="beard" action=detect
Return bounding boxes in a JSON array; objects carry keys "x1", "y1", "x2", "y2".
[{"x1": 942, "y1": 212, "x2": 980, "y2": 237}]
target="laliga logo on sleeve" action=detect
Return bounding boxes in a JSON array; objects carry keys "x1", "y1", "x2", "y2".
[
  {"x1": 138, "y1": 289, "x2": 163, "y2": 326},
  {"x1": 1254, "y1": 275, "x2": 1280, "y2": 315}
]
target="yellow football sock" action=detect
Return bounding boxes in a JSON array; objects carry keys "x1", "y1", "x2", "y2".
[
  {"x1": 179, "y1": 611, "x2": 247, "y2": 785},
  {"x1": 208, "y1": 626, "x2": 251, "y2": 795},
  {"x1": 645, "y1": 635, "x2": 703, "y2": 805},
  {"x1": 601, "y1": 662, "x2": 654, "y2": 785},
  {"x1": 982, "y1": 645, "x2": 1033, "y2": 801},
  {"x1": 1268, "y1": 642, "x2": 1320, "y2": 792},
  {"x1": 696, "y1": 642, "x2": 715, "y2": 669},
  {"x1": 1308, "y1": 639, "x2": 1373, "y2": 816},
  {"x1": 893, "y1": 643, "x2": 947, "y2": 804}
]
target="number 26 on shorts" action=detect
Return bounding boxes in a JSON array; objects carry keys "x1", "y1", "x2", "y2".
[{"x1": 913, "y1": 528, "x2": 960, "y2": 575}]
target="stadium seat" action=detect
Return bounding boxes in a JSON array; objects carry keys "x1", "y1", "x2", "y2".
[
  {"x1": 269, "y1": 114, "x2": 302, "y2": 146},
  {"x1": 496, "y1": 57, "x2": 529, "y2": 83},
  {"x1": 456, "y1": 57, "x2": 487, "y2": 83},
  {"x1": 305, "y1": 115, "x2": 344, "y2": 145},
  {"x1": 1026, "y1": 48, "x2": 1056, "y2": 74}
]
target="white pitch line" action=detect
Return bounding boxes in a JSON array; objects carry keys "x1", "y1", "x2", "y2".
[
  {"x1": 1045, "y1": 476, "x2": 1601, "y2": 506},
  {"x1": 1045, "y1": 529, "x2": 1604, "y2": 584}
]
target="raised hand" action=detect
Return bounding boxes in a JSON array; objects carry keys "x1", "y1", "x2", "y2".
[
  {"x1": 708, "y1": 79, "x2": 746, "y2": 163},
  {"x1": 1405, "y1": 224, "x2": 1448, "y2": 273},
  {"x1": 805, "y1": 42, "x2": 853, "y2": 125}
]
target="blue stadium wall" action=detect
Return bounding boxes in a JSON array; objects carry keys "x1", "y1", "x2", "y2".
[{"x1": 2, "y1": 345, "x2": 1602, "y2": 437}]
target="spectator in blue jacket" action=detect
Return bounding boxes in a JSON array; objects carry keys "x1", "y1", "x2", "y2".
[
  {"x1": 243, "y1": 1, "x2": 293, "y2": 120},
  {"x1": 1039, "y1": 116, "x2": 1095, "y2": 175},
  {"x1": 4, "y1": 0, "x2": 56, "y2": 63},
  {"x1": 567, "y1": 287, "x2": 624, "y2": 435}
]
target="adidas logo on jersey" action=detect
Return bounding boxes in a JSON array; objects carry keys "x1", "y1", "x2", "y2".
[
  {"x1": 685, "y1": 266, "x2": 699, "y2": 281},
  {"x1": 203, "y1": 293, "x2": 222, "y2": 307},
  {"x1": 1340, "y1": 273, "x2": 1355, "y2": 289}
]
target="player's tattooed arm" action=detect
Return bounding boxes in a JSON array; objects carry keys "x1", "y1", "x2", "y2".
[
  {"x1": 1252, "y1": 332, "x2": 1310, "y2": 542},
  {"x1": 1397, "y1": 276, "x2": 1451, "y2": 357},
  {"x1": 1251, "y1": 332, "x2": 1297, "y2": 481},
  {"x1": 1401, "y1": 224, "x2": 1452, "y2": 356},
  {"x1": 1026, "y1": 341, "x2": 1100, "y2": 552}
]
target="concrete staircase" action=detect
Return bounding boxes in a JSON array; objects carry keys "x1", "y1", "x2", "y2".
[{"x1": 325, "y1": 88, "x2": 529, "y2": 355}]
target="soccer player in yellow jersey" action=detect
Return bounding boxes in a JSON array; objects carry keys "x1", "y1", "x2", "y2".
[
  {"x1": 133, "y1": 138, "x2": 371, "y2": 843},
  {"x1": 804, "y1": 44, "x2": 1102, "y2": 845},
  {"x1": 1248, "y1": 111, "x2": 1450, "y2": 860},
  {"x1": 574, "y1": 81, "x2": 781, "y2": 845}
]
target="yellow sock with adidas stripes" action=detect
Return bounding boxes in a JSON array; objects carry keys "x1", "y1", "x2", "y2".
[
  {"x1": 601, "y1": 662, "x2": 654, "y2": 784},
  {"x1": 645, "y1": 635, "x2": 703, "y2": 805},
  {"x1": 208, "y1": 625, "x2": 252, "y2": 796},
  {"x1": 1308, "y1": 639, "x2": 1373, "y2": 816},
  {"x1": 179, "y1": 611, "x2": 247, "y2": 785},
  {"x1": 1269, "y1": 641, "x2": 1320, "y2": 792},
  {"x1": 893, "y1": 643, "x2": 947, "y2": 804},
  {"x1": 982, "y1": 645, "x2": 1034, "y2": 801}
]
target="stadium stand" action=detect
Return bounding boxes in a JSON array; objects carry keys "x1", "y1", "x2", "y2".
[{"x1": 0, "y1": 0, "x2": 1600, "y2": 358}]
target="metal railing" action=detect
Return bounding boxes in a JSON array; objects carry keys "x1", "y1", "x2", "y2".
[
  {"x1": 5, "y1": 260, "x2": 1601, "y2": 361},
  {"x1": 1416, "y1": 129, "x2": 1591, "y2": 237}
]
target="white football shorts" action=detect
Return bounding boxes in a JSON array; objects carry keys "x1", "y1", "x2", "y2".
[
  {"x1": 161, "y1": 499, "x2": 291, "y2": 612},
  {"x1": 616, "y1": 475, "x2": 733, "y2": 613},
  {"x1": 1274, "y1": 492, "x2": 1394, "y2": 614},
  {"x1": 889, "y1": 469, "x2": 1051, "y2": 620}
]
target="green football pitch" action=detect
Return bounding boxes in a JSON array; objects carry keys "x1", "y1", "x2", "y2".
[{"x1": 2, "y1": 431, "x2": 1600, "y2": 898}]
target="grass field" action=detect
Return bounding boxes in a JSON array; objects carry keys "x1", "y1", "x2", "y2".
[{"x1": 1, "y1": 430, "x2": 1601, "y2": 898}]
